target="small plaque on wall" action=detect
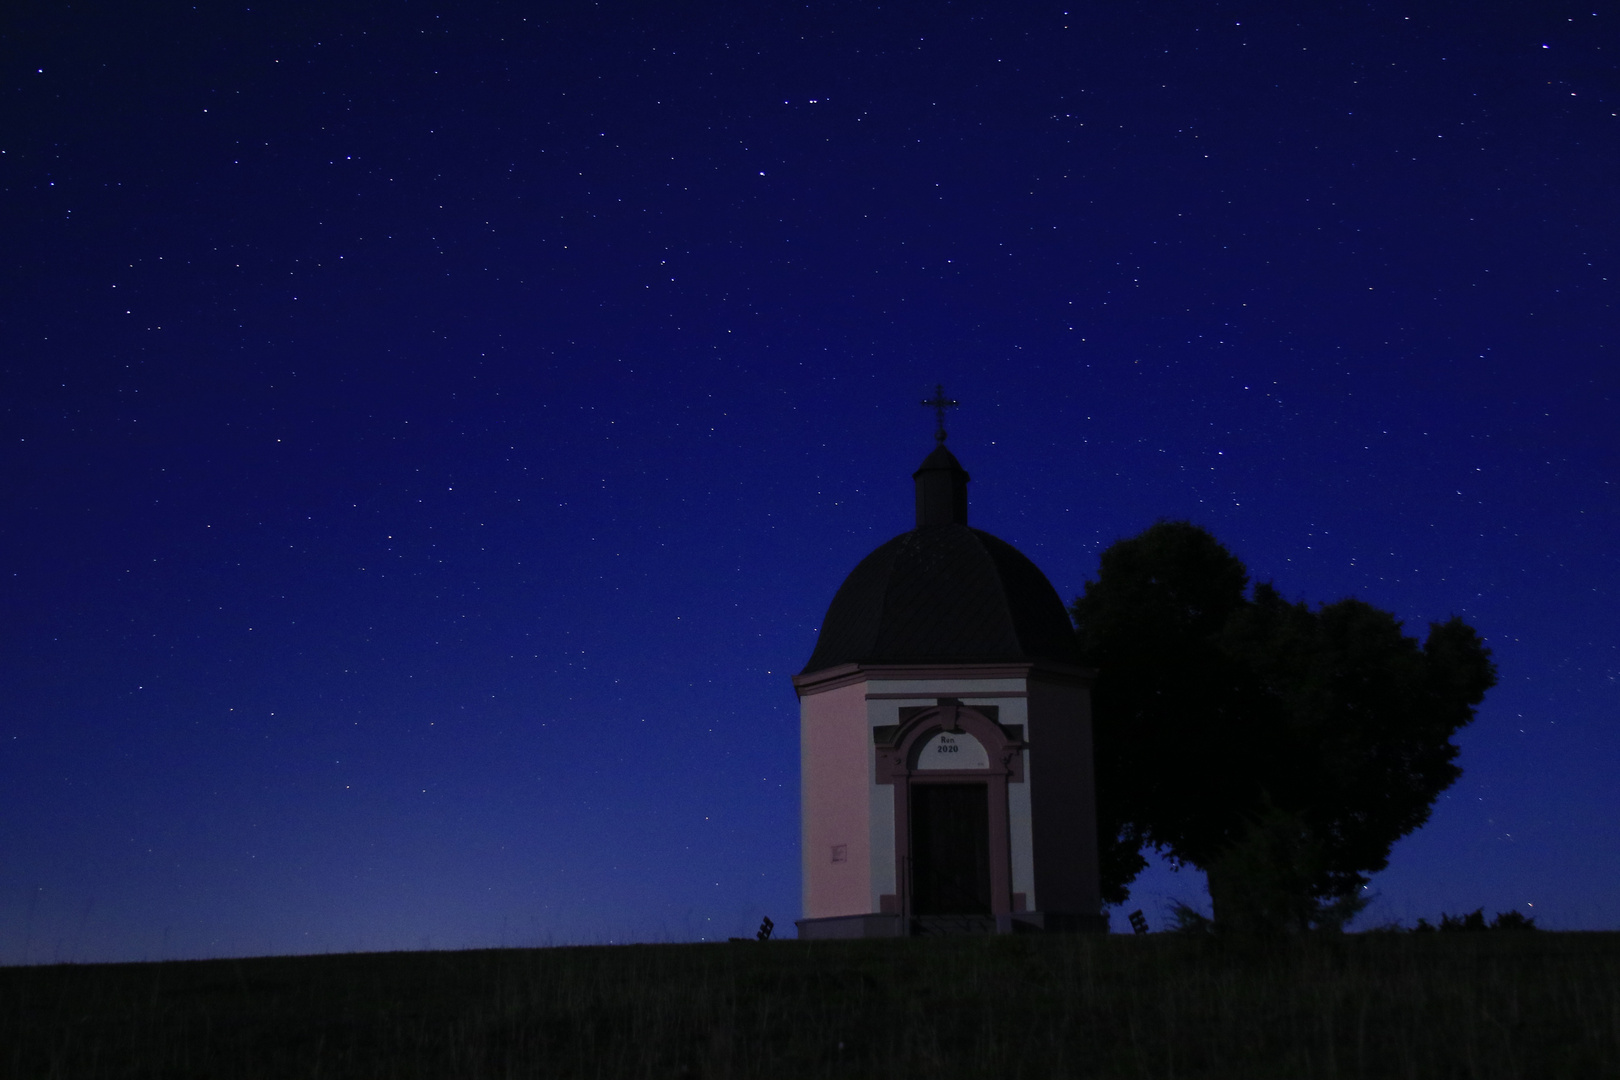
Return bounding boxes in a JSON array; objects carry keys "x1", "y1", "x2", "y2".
[{"x1": 915, "y1": 730, "x2": 989, "y2": 769}]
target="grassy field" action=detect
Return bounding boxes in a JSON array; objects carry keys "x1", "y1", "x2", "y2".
[{"x1": 2, "y1": 932, "x2": 1616, "y2": 1078}]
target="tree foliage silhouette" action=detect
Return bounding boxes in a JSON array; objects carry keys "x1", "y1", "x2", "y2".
[{"x1": 1071, "y1": 522, "x2": 1496, "y2": 927}]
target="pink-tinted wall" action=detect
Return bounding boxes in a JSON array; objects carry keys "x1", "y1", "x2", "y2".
[{"x1": 800, "y1": 680, "x2": 872, "y2": 918}]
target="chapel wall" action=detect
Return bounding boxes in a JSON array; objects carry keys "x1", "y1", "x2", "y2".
[
  {"x1": 800, "y1": 679, "x2": 872, "y2": 919},
  {"x1": 1027, "y1": 675, "x2": 1103, "y2": 915}
]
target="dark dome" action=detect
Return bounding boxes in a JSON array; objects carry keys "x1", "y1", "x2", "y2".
[{"x1": 801, "y1": 523, "x2": 1081, "y2": 674}]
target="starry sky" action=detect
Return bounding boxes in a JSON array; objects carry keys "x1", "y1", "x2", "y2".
[{"x1": 2, "y1": 1, "x2": 1615, "y2": 963}]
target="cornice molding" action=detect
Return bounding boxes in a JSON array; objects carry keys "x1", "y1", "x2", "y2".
[{"x1": 792, "y1": 660, "x2": 1095, "y2": 698}]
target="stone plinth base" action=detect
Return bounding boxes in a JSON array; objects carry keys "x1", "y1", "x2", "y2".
[
  {"x1": 796, "y1": 913, "x2": 906, "y2": 939},
  {"x1": 796, "y1": 911, "x2": 1107, "y2": 939}
]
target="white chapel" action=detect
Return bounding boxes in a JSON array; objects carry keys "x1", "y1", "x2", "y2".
[{"x1": 793, "y1": 419, "x2": 1106, "y2": 937}]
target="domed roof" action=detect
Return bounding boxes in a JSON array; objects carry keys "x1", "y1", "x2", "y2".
[{"x1": 801, "y1": 444, "x2": 1080, "y2": 674}]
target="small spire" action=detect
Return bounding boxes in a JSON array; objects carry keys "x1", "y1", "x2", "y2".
[
  {"x1": 913, "y1": 443, "x2": 970, "y2": 528},
  {"x1": 920, "y1": 384, "x2": 959, "y2": 445}
]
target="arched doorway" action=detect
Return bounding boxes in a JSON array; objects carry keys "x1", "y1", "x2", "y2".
[
  {"x1": 910, "y1": 781, "x2": 991, "y2": 915},
  {"x1": 875, "y1": 702, "x2": 1024, "y2": 932}
]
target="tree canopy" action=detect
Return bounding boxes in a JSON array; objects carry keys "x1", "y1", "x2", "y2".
[{"x1": 1070, "y1": 522, "x2": 1497, "y2": 929}]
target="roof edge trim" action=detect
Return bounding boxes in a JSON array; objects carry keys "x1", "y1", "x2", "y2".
[{"x1": 792, "y1": 661, "x2": 1097, "y2": 698}]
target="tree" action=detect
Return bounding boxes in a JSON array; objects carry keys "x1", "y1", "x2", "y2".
[
  {"x1": 1070, "y1": 521, "x2": 1265, "y2": 904},
  {"x1": 1071, "y1": 521, "x2": 1497, "y2": 929}
]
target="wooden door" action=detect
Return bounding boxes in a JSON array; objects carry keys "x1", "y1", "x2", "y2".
[{"x1": 910, "y1": 783, "x2": 991, "y2": 915}]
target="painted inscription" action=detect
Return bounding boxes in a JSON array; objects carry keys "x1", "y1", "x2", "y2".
[{"x1": 915, "y1": 729, "x2": 989, "y2": 770}]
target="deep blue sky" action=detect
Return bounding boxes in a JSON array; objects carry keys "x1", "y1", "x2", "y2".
[{"x1": 2, "y1": 1, "x2": 1615, "y2": 962}]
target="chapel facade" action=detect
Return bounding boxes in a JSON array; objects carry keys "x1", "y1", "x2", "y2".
[{"x1": 793, "y1": 436, "x2": 1106, "y2": 937}]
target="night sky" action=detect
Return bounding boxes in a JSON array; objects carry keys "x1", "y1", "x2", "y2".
[{"x1": 3, "y1": 1, "x2": 1615, "y2": 963}]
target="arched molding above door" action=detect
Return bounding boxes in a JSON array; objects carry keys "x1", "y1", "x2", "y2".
[{"x1": 875, "y1": 703, "x2": 1025, "y2": 785}]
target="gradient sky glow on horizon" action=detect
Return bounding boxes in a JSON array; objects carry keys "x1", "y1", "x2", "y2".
[{"x1": 1, "y1": 1, "x2": 1616, "y2": 963}]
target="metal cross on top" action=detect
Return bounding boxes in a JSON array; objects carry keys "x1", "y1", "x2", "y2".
[{"x1": 920, "y1": 384, "x2": 959, "y2": 445}]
